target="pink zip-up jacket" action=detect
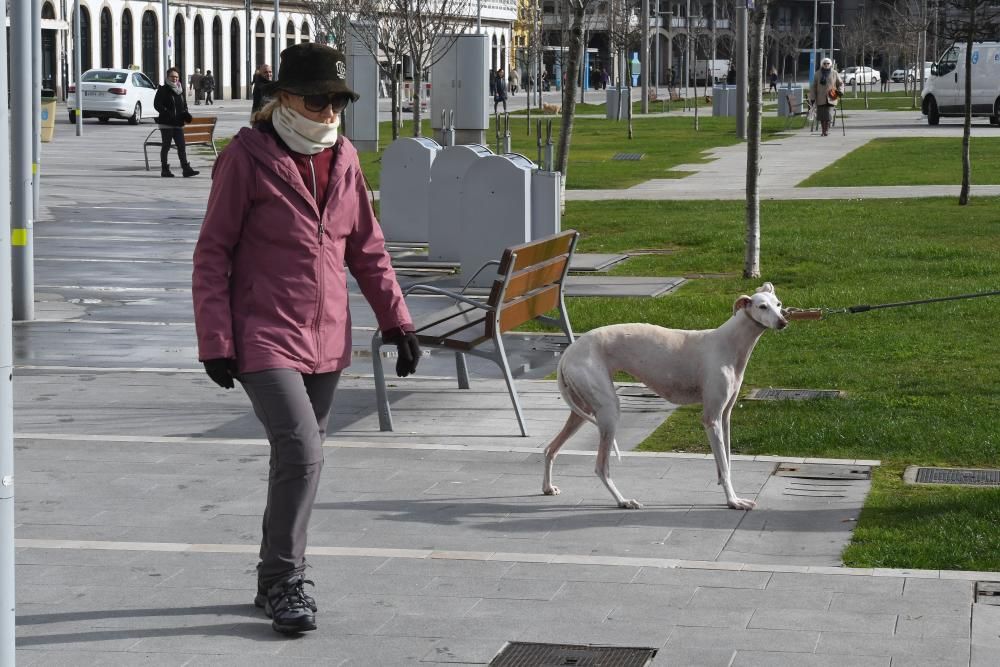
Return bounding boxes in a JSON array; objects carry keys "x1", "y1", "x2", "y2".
[{"x1": 192, "y1": 127, "x2": 412, "y2": 374}]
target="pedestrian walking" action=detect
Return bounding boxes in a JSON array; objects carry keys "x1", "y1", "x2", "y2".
[
  {"x1": 251, "y1": 64, "x2": 273, "y2": 116},
  {"x1": 201, "y1": 70, "x2": 215, "y2": 105},
  {"x1": 191, "y1": 68, "x2": 204, "y2": 105},
  {"x1": 509, "y1": 71, "x2": 519, "y2": 96},
  {"x1": 880, "y1": 67, "x2": 890, "y2": 92},
  {"x1": 767, "y1": 67, "x2": 779, "y2": 97},
  {"x1": 809, "y1": 57, "x2": 843, "y2": 137},
  {"x1": 153, "y1": 67, "x2": 199, "y2": 178},
  {"x1": 493, "y1": 68, "x2": 508, "y2": 113},
  {"x1": 192, "y1": 42, "x2": 420, "y2": 636},
  {"x1": 602, "y1": 67, "x2": 610, "y2": 89}
]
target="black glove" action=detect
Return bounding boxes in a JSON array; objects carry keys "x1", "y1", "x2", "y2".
[
  {"x1": 383, "y1": 328, "x2": 420, "y2": 377},
  {"x1": 203, "y1": 358, "x2": 237, "y2": 389}
]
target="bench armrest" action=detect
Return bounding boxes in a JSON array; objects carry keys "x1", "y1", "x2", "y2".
[
  {"x1": 402, "y1": 283, "x2": 494, "y2": 311},
  {"x1": 458, "y1": 260, "x2": 501, "y2": 294}
]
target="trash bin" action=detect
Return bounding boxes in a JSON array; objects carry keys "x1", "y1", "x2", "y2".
[
  {"x1": 712, "y1": 85, "x2": 737, "y2": 117},
  {"x1": 40, "y1": 89, "x2": 57, "y2": 143},
  {"x1": 606, "y1": 87, "x2": 627, "y2": 119},
  {"x1": 777, "y1": 86, "x2": 804, "y2": 117}
]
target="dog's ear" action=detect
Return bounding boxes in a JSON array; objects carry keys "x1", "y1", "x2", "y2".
[
  {"x1": 733, "y1": 295, "x2": 752, "y2": 315},
  {"x1": 756, "y1": 282, "x2": 775, "y2": 294}
]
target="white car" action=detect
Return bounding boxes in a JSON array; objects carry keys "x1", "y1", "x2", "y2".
[
  {"x1": 842, "y1": 66, "x2": 880, "y2": 85},
  {"x1": 891, "y1": 69, "x2": 907, "y2": 83},
  {"x1": 67, "y1": 68, "x2": 158, "y2": 125}
]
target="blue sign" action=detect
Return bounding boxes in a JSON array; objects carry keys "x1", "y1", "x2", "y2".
[{"x1": 971, "y1": 50, "x2": 979, "y2": 65}]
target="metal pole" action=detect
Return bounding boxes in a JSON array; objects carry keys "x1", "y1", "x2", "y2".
[
  {"x1": 0, "y1": 0, "x2": 15, "y2": 659},
  {"x1": 641, "y1": 0, "x2": 649, "y2": 113},
  {"x1": 32, "y1": 0, "x2": 43, "y2": 220},
  {"x1": 812, "y1": 0, "x2": 818, "y2": 84},
  {"x1": 13, "y1": 0, "x2": 36, "y2": 321},
  {"x1": 829, "y1": 0, "x2": 834, "y2": 66},
  {"x1": 735, "y1": 3, "x2": 747, "y2": 139},
  {"x1": 74, "y1": 0, "x2": 82, "y2": 137},
  {"x1": 685, "y1": 0, "x2": 690, "y2": 98},
  {"x1": 655, "y1": 13, "x2": 660, "y2": 97},
  {"x1": 273, "y1": 0, "x2": 280, "y2": 73},
  {"x1": 477, "y1": 0, "x2": 481, "y2": 32},
  {"x1": 162, "y1": 0, "x2": 170, "y2": 71},
  {"x1": 246, "y1": 0, "x2": 252, "y2": 100}
]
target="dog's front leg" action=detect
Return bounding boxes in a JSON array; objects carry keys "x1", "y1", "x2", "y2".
[
  {"x1": 702, "y1": 412, "x2": 756, "y2": 510},
  {"x1": 718, "y1": 393, "x2": 739, "y2": 486}
]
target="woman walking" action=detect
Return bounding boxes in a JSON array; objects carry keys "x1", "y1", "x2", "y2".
[
  {"x1": 192, "y1": 43, "x2": 420, "y2": 636},
  {"x1": 809, "y1": 58, "x2": 843, "y2": 137}
]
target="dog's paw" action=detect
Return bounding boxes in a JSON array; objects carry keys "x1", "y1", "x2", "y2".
[
  {"x1": 619, "y1": 499, "x2": 643, "y2": 509},
  {"x1": 542, "y1": 485, "x2": 561, "y2": 496},
  {"x1": 727, "y1": 497, "x2": 757, "y2": 510}
]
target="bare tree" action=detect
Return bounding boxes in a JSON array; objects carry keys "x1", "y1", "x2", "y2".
[
  {"x1": 934, "y1": 0, "x2": 1000, "y2": 204},
  {"x1": 744, "y1": 0, "x2": 770, "y2": 279},
  {"x1": 399, "y1": 0, "x2": 474, "y2": 135},
  {"x1": 514, "y1": 0, "x2": 544, "y2": 128},
  {"x1": 607, "y1": 0, "x2": 642, "y2": 120},
  {"x1": 307, "y1": 0, "x2": 411, "y2": 140}
]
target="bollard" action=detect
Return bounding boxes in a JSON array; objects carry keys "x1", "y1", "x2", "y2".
[
  {"x1": 536, "y1": 119, "x2": 543, "y2": 166},
  {"x1": 544, "y1": 120, "x2": 554, "y2": 172},
  {"x1": 447, "y1": 110, "x2": 455, "y2": 147},
  {"x1": 502, "y1": 113, "x2": 512, "y2": 154}
]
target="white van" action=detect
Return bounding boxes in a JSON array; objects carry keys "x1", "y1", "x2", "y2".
[{"x1": 921, "y1": 42, "x2": 1000, "y2": 125}]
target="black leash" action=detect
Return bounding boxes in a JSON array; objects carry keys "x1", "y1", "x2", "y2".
[{"x1": 784, "y1": 289, "x2": 1000, "y2": 320}]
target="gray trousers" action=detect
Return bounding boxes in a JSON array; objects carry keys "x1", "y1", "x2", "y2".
[{"x1": 240, "y1": 368, "x2": 341, "y2": 585}]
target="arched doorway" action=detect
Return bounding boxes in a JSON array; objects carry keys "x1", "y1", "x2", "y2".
[
  {"x1": 174, "y1": 15, "x2": 186, "y2": 77},
  {"x1": 213, "y1": 17, "x2": 223, "y2": 100},
  {"x1": 194, "y1": 16, "x2": 204, "y2": 72},
  {"x1": 41, "y1": 1, "x2": 57, "y2": 92},
  {"x1": 122, "y1": 10, "x2": 134, "y2": 68},
  {"x1": 230, "y1": 18, "x2": 242, "y2": 99},
  {"x1": 141, "y1": 10, "x2": 158, "y2": 82},
  {"x1": 300, "y1": 23, "x2": 310, "y2": 43},
  {"x1": 286, "y1": 20, "x2": 295, "y2": 50},
  {"x1": 80, "y1": 6, "x2": 93, "y2": 71},
  {"x1": 491, "y1": 34, "x2": 497, "y2": 72},
  {"x1": 500, "y1": 35, "x2": 506, "y2": 74},
  {"x1": 100, "y1": 7, "x2": 113, "y2": 67},
  {"x1": 255, "y1": 19, "x2": 266, "y2": 67}
]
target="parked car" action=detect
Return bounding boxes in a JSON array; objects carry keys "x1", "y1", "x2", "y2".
[
  {"x1": 891, "y1": 69, "x2": 907, "y2": 83},
  {"x1": 842, "y1": 66, "x2": 880, "y2": 85},
  {"x1": 67, "y1": 67, "x2": 158, "y2": 125},
  {"x1": 906, "y1": 62, "x2": 934, "y2": 83}
]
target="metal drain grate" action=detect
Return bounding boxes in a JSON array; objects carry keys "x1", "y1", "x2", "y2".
[
  {"x1": 611, "y1": 152, "x2": 645, "y2": 161},
  {"x1": 975, "y1": 581, "x2": 1000, "y2": 605},
  {"x1": 490, "y1": 642, "x2": 657, "y2": 666},
  {"x1": 913, "y1": 467, "x2": 1000, "y2": 486},
  {"x1": 746, "y1": 388, "x2": 843, "y2": 401},
  {"x1": 774, "y1": 463, "x2": 872, "y2": 480}
]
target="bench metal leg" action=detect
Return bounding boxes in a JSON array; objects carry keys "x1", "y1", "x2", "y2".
[
  {"x1": 143, "y1": 144, "x2": 150, "y2": 171},
  {"x1": 371, "y1": 332, "x2": 394, "y2": 431},
  {"x1": 492, "y1": 335, "x2": 528, "y2": 437},
  {"x1": 455, "y1": 352, "x2": 470, "y2": 389},
  {"x1": 557, "y1": 294, "x2": 574, "y2": 344}
]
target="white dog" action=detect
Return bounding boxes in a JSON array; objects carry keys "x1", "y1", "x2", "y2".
[{"x1": 542, "y1": 283, "x2": 788, "y2": 510}]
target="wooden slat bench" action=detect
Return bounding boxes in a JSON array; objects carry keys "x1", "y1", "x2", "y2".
[
  {"x1": 372, "y1": 230, "x2": 580, "y2": 437},
  {"x1": 143, "y1": 116, "x2": 219, "y2": 170}
]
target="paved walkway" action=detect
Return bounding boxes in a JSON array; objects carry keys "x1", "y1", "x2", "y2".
[{"x1": 12, "y1": 99, "x2": 999, "y2": 665}]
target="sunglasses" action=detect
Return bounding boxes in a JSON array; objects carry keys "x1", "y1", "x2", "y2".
[{"x1": 302, "y1": 93, "x2": 352, "y2": 113}]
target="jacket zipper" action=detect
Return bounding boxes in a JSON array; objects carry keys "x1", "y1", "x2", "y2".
[{"x1": 310, "y1": 155, "x2": 324, "y2": 372}]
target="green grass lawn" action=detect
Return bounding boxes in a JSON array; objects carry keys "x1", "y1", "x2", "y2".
[
  {"x1": 552, "y1": 197, "x2": 1000, "y2": 571},
  {"x1": 799, "y1": 137, "x2": 1000, "y2": 187},
  {"x1": 356, "y1": 115, "x2": 789, "y2": 191},
  {"x1": 837, "y1": 94, "x2": 920, "y2": 111}
]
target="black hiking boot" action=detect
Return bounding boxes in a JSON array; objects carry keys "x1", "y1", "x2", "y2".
[
  {"x1": 181, "y1": 166, "x2": 200, "y2": 177},
  {"x1": 255, "y1": 579, "x2": 317, "y2": 612},
  {"x1": 161, "y1": 167, "x2": 175, "y2": 178},
  {"x1": 259, "y1": 575, "x2": 317, "y2": 634}
]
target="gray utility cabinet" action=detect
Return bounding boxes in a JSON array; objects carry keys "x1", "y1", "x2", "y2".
[
  {"x1": 605, "y1": 87, "x2": 629, "y2": 119},
  {"x1": 428, "y1": 144, "x2": 494, "y2": 263},
  {"x1": 459, "y1": 154, "x2": 534, "y2": 287},
  {"x1": 431, "y1": 34, "x2": 489, "y2": 145},
  {"x1": 379, "y1": 137, "x2": 441, "y2": 243},
  {"x1": 712, "y1": 85, "x2": 738, "y2": 117},
  {"x1": 343, "y1": 23, "x2": 379, "y2": 152},
  {"x1": 531, "y1": 169, "x2": 561, "y2": 241}
]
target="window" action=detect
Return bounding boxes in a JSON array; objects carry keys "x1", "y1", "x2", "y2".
[
  {"x1": 79, "y1": 7, "x2": 92, "y2": 71},
  {"x1": 936, "y1": 46, "x2": 959, "y2": 76},
  {"x1": 122, "y1": 10, "x2": 134, "y2": 68}
]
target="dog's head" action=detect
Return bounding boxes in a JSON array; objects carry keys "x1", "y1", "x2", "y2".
[{"x1": 733, "y1": 282, "x2": 788, "y2": 330}]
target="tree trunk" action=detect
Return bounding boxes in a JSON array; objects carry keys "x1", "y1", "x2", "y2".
[
  {"x1": 412, "y1": 68, "x2": 424, "y2": 137},
  {"x1": 744, "y1": 4, "x2": 768, "y2": 279},
  {"x1": 555, "y1": 1, "x2": 586, "y2": 212},
  {"x1": 390, "y1": 76, "x2": 400, "y2": 141},
  {"x1": 959, "y1": 15, "x2": 974, "y2": 205}
]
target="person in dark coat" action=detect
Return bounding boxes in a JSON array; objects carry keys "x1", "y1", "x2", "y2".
[
  {"x1": 191, "y1": 68, "x2": 204, "y2": 105},
  {"x1": 153, "y1": 67, "x2": 198, "y2": 178},
  {"x1": 251, "y1": 63, "x2": 273, "y2": 116},
  {"x1": 201, "y1": 70, "x2": 215, "y2": 105},
  {"x1": 493, "y1": 68, "x2": 508, "y2": 113}
]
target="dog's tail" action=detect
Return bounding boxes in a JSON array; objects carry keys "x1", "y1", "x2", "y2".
[{"x1": 556, "y1": 346, "x2": 622, "y2": 463}]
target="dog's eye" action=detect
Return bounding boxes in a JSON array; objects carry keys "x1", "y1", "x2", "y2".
[{"x1": 777, "y1": 302, "x2": 782, "y2": 308}]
